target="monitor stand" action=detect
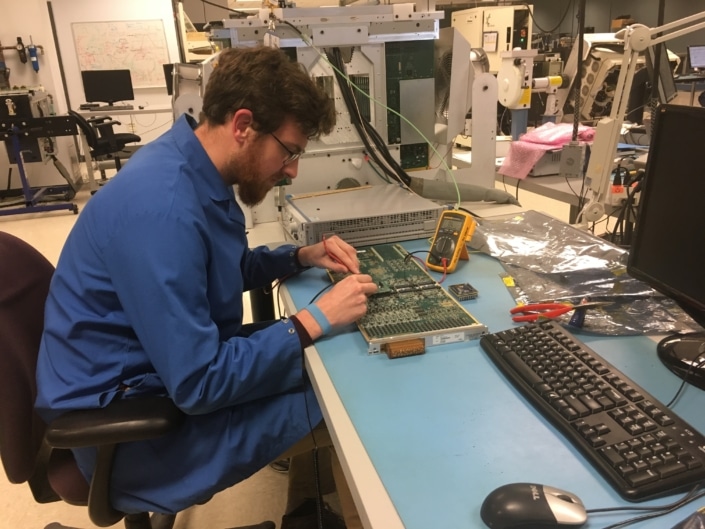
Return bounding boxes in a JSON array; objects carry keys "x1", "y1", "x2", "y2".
[{"x1": 658, "y1": 332, "x2": 705, "y2": 391}]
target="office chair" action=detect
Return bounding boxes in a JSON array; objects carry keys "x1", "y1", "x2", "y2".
[
  {"x1": 68, "y1": 110, "x2": 141, "y2": 182},
  {"x1": 0, "y1": 231, "x2": 275, "y2": 529}
]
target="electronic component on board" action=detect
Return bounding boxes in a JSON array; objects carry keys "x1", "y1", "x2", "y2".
[
  {"x1": 448, "y1": 283, "x2": 479, "y2": 301},
  {"x1": 328, "y1": 243, "x2": 487, "y2": 355}
]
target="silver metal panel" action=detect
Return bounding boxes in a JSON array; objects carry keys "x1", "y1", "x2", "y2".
[
  {"x1": 280, "y1": 185, "x2": 442, "y2": 247},
  {"x1": 399, "y1": 78, "x2": 435, "y2": 145},
  {"x1": 309, "y1": 25, "x2": 369, "y2": 46}
]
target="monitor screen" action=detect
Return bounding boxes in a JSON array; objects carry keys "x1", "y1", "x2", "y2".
[
  {"x1": 645, "y1": 43, "x2": 678, "y2": 105},
  {"x1": 628, "y1": 104, "x2": 705, "y2": 328},
  {"x1": 688, "y1": 45, "x2": 705, "y2": 71},
  {"x1": 80, "y1": 69, "x2": 135, "y2": 106},
  {"x1": 163, "y1": 64, "x2": 174, "y2": 96}
]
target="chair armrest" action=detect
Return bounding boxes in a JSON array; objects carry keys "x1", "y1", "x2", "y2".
[
  {"x1": 94, "y1": 121, "x2": 121, "y2": 139},
  {"x1": 45, "y1": 397, "x2": 184, "y2": 449},
  {"x1": 93, "y1": 121, "x2": 122, "y2": 148},
  {"x1": 86, "y1": 116, "x2": 112, "y2": 125},
  {"x1": 45, "y1": 397, "x2": 183, "y2": 527}
]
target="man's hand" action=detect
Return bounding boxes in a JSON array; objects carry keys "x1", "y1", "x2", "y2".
[
  {"x1": 298, "y1": 274, "x2": 378, "y2": 340},
  {"x1": 297, "y1": 235, "x2": 359, "y2": 274}
]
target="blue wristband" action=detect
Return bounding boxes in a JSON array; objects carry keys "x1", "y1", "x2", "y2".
[{"x1": 306, "y1": 303, "x2": 332, "y2": 335}]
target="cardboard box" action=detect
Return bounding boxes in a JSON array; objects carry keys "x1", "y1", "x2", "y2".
[{"x1": 611, "y1": 17, "x2": 635, "y2": 30}]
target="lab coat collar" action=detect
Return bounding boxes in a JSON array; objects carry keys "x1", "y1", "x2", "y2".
[{"x1": 174, "y1": 114, "x2": 242, "y2": 222}]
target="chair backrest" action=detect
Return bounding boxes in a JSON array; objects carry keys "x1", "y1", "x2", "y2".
[
  {"x1": 68, "y1": 110, "x2": 98, "y2": 149},
  {"x1": 0, "y1": 232, "x2": 54, "y2": 485}
]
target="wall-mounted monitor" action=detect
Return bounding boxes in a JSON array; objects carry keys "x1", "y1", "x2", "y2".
[{"x1": 80, "y1": 69, "x2": 135, "y2": 106}]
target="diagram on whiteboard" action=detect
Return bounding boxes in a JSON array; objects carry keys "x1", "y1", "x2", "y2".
[{"x1": 72, "y1": 20, "x2": 170, "y2": 88}]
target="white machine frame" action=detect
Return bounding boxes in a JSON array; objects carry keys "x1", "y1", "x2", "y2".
[
  {"x1": 580, "y1": 11, "x2": 705, "y2": 222},
  {"x1": 173, "y1": 2, "x2": 500, "y2": 224}
]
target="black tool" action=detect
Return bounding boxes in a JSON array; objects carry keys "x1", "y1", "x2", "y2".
[{"x1": 16, "y1": 37, "x2": 27, "y2": 63}]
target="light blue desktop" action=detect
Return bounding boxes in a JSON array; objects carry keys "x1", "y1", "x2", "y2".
[{"x1": 283, "y1": 237, "x2": 705, "y2": 529}]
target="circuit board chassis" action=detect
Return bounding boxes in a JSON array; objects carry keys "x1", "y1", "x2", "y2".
[{"x1": 328, "y1": 243, "x2": 488, "y2": 355}]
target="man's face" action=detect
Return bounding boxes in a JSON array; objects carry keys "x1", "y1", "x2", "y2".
[{"x1": 227, "y1": 119, "x2": 307, "y2": 207}]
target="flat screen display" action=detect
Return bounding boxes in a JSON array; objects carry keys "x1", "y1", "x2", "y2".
[
  {"x1": 687, "y1": 45, "x2": 705, "y2": 70},
  {"x1": 628, "y1": 104, "x2": 705, "y2": 327},
  {"x1": 80, "y1": 69, "x2": 135, "y2": 106},
  {"x1": 645, "y1": 43, "x2": 677, "y2": 104}
]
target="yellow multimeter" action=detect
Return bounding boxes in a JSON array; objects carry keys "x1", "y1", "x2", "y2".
[{"x1": 426, "y1": 209, "x2": 476, "y2": 273}]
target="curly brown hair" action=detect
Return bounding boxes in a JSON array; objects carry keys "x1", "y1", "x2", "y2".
[{"x1": 200, "y1": 46, "x2": 336, "y2": 139}]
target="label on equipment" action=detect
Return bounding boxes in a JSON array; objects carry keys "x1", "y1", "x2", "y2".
[{"x1": 432, "y1": 332, "x2": 466, "y2": 345}]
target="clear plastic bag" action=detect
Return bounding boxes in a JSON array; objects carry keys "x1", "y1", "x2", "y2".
[{"x1": 470, "y1": 210, "x2": 702, "y2": 336}]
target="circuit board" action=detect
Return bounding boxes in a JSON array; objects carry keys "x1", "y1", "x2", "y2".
[{"x1": 328, "y1": 243, "x2": 487, "y2": 357}]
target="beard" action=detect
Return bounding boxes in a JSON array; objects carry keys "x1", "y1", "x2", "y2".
[{"x1": 227, "y1": 139, "x2": 281, "y2": 207}]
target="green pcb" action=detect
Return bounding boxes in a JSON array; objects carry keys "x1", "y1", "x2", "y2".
[
  {"x1": 385, "y1": 41, "x2": 434, "y2": 169},
  {"x1": 329, "y1": 243, "x2": 487, "y2": 354}
]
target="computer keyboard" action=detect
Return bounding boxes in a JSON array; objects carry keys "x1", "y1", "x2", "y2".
[
  {"x1": 480, "y1": 321, "x2": 705, "y2": 501},
  {"x1": 99, "y1": 105, "x2": 134, "y2": 111}
]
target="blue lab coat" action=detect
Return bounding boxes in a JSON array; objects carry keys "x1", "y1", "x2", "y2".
[{"x1": 35, "y1": 115, "x2": 322, "y2": 514}]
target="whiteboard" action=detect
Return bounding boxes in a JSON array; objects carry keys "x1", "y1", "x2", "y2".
[{"x1": 71, "y1": 20, "x2": 170, "y2": 88}]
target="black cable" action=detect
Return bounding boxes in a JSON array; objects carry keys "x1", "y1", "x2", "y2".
[
  {"x1": 334, "y1": 52, "x2": 411, "y2": 186},
  {"x1": 301, "y1": 380, "x2": 324, "y2": 529},
  {"x1": 563, "y1": 173, "x2": 583, "y2": 204},
  {"x1": 404, "y1": 250, "x2": 431, "y2": 262},
  {"x1": 274, "y1": 266, "x2": 325, "y2": 529},
  {"x1": 328, "y1": 48, "x2": 409, "y2": 186},
  {"x1": 587, "y1": 485, "x2": 701, "y2": 515},
  {"x1": 309, "y1": 282, "x2": 335, "y2": 304},
  {"x1": 600, "y1": 487, "x2": 705, "y2": 529},
  {"x1": 325, "y1": 44, "x2": 416, "y2": 188},
  {"x1": 199, "y1": 0, "x2": 250, "y2": 17},
  {"x1": 665, "y1": 355, "x2": 705, "y2": 408},
  {"x1": 522, "y1": 1, "x2": 574, "y2": 35},
  {"x1": 575, "y1": 142, "x2": 591, "y2": 215},
  {"x1": 572, "y1": 0, "x2": 587, "y2": 143}
]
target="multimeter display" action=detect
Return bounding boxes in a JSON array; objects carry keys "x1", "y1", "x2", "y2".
[
  {"x1": 426, "y1": 210, "x2": 476, "y2": 273},
  {"x1": 440, "y1": 216, "x2": 463, "y2": 231}
]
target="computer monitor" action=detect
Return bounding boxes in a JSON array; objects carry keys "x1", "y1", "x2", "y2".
[
  {"x1": 627, "y1": 104, "x2": 705, "y2": 389},
  {"x1": 80, "y1": 69, "x2": 135, "y2": 106},
  {"x1": 625, "y1": 44, "x2": 677, "y2": 125},
  {"x1": 687, "y1": 45, "x2": 705, "y2": 71},
  {"x1": 645, "y1": 43, "x2": 678, "y2": 105},
  {"x1": 163, "y1": 64, "x2": 174, "y2": 96}
]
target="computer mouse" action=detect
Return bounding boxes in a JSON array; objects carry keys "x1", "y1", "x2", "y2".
[{"x1": 481, "y1": 483, "x2": 588, "y2": 529}]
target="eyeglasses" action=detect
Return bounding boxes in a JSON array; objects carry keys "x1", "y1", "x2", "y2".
[{"x1": 270, "y1": 132, "x2": 304, "y2": 166}]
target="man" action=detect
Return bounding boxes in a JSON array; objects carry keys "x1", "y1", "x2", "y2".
[{"x1": 35, "y1": 46, "x2": 377, "y2": 526}]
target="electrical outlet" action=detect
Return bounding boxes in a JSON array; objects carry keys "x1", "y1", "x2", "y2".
[
  {"x1": 559, "y1": 142, "x2": 586, "y2": 179},
  {"x1": 608, "y1": 185, "x2": 627, "y2": 206}
]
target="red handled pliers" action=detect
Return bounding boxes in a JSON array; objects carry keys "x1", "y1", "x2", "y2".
[{"x1": 510, "y1": 301, "x2": 611, "y2": 323}]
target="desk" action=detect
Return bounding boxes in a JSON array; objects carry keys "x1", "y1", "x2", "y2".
[
  {"x1": 453, "y1": 150, "x2": 587, "y2": 223},
  {"x1": 281, "y1": 237, "x2": 705, "y2": 529},
  {"x1": 454, "y1": 150, "x2": 634, "y2": 224},
  {"x1": 75, "y1": 106, "x2": 172, "y2": 118},
  {"x1": 674, "y1": 75, "x2": 705, "y2": 106}
]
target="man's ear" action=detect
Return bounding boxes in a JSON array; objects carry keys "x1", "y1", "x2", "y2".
[{"x1": 231, "y1": 109, "x2": 254, "y2": 144}]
